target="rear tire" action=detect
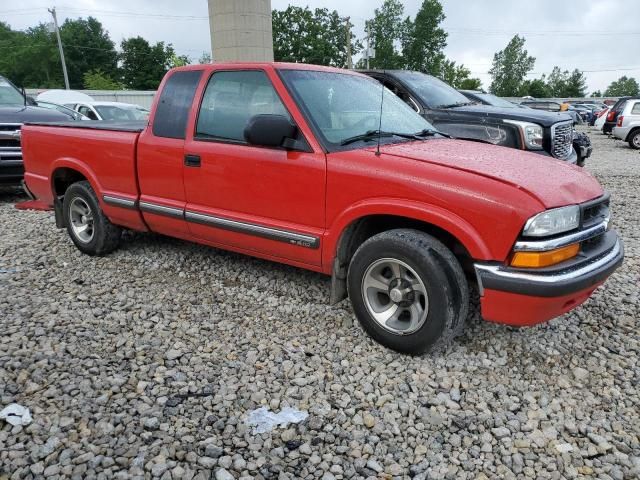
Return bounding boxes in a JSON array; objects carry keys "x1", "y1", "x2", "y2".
[
  {"x1": 63, "y1": 181, "x2": 121, "y2": 255},
  {"x1": 629, "y1": 130, "x2": 640, "y2": 150},
  {"x1": 347, "y1": 229, "x2": 469, "y2": 355}
]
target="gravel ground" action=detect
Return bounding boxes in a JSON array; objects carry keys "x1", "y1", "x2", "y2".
[{"x1": 1, "y1": 127, "x2": 638, "y2": 479}]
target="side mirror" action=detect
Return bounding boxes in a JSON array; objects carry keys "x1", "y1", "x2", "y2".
[
  {"x1": 244, "y1": 114, "x2": 298, "y2": 149},
  {"x1": 26, "y1": 95, "x2": 38, "y2": 106}
]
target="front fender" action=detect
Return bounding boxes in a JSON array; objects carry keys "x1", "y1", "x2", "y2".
[{"x1": 322, "y1": 197, "x2": 494, "y2": 273}]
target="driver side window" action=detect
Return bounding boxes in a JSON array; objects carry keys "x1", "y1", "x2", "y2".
[{"x1": 196, "y1": 70, "x2": 289, "y2": 143}]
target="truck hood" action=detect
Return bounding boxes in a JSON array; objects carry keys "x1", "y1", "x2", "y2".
[
  {"x1": 450, "y1": 104, "x2": 573, "y2": 128},
  {"x1": 0, "y1": 105, "x2": 71, "y2": 123},
  {"x1": 375, "y1": 139, "x2": 603, "y2": 208}
]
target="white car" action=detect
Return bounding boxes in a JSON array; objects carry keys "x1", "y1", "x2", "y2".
[
  {"x1": 594, "y1": 107, "x2": 610, "y2": 132},
  {"x1": 613, "y1": 99, "x2": 640, "y2": 149},
  {"x1": 66, "y1": 102, "x2": 150, "y2": 121}
]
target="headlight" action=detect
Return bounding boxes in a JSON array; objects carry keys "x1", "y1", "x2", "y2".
[
  {"x1": 523, "y1": 205, "x2": 580, "y2": 237},
  {"x1": 504, "y1": 120, "x2": 544, "y2": 150}
]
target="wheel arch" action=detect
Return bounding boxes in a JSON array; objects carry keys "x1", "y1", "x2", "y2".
[
  {"x1": 325, "y1": 201, "x2": 492, "y2": 304},
  {"x1": 626, "y1": 126, "x2": 640, "y2": 142},
  {"x1": 50, "y1": 160, "x2": 103, "y2": 228}
]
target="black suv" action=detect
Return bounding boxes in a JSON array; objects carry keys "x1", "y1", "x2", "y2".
[
  {"x1": 1, "y1": 75, "x2": 71, "y2": 185},
  {"x1": 361, "y1": 71, "x2": 588, "y2": 165}
]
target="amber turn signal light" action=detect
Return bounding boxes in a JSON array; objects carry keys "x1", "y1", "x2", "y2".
[{"x1": 511, "y1": 244, "x2": 580, "y2": 268}]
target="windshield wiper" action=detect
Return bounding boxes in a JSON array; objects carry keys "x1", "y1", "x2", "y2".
[
  {"x1": 340, "y1": 130, "x2": 409, "y2": 146},
  {"x1": 437, "y1": 101, "x2": 474, "y2": 109},
  {"x1": 413, "y1": 128, "x2": 451, "y2": 139}
]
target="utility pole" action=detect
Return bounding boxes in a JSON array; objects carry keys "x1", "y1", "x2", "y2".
[
  {"x1": 345, "y1": 17, "x2": 352, "y2": 69},
  {"x1": 48, "y1": 7, "x2": 69, "y2": 90},
  {"x1": 365, "y1": 23, "x2": 370, "y2": 69}
]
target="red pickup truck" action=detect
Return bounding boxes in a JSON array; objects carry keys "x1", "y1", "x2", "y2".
[{"x1": 21, "y1": 63, "x2": 623, "y2": 354}]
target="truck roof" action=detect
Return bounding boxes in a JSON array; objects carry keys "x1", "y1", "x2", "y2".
[{"x1": 171, "y1": 62, "x2": 367, "y2": 75}]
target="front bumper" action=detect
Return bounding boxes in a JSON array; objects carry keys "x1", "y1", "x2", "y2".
[{"x1": 474, "y1": 232, "x2": 624, "y2": 326}]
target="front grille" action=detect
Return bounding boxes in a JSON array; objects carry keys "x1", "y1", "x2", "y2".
[
  {"x1": 551, "y1": 121, "x2": 573, "y2": 159},
  {"x1": 581, "y1": 194, "x2": 610, "y2": 229},
  {"x1": 0, "y1": 123, "x2": 22, "y2": 161}
]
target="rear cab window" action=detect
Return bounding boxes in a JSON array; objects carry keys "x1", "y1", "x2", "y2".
[{"x1": 153, "y1": 70, "x2": 203, "y2": 139}]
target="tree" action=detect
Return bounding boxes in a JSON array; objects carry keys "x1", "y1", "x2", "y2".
[
  {"x1": 565, "y1": 69, "x2": 587, "y2": 97},
  {"x1": 0, "y1": 22, "x2": 63, "y2": 88},
  {"x1": 119, "y1": 37, "x2": 177, "y2": 89},
  {"x1": 272, "y1": 6, "x2": 361, "y2": 67},
  {"x1": 546, "y1": 67, "x2": 587, "y2": 97},
  {"x1": 459, "y1": 77, "x2": 483, "y2": 90},
  {"x1": 198, "y1": 52, "x2": 212, "y2": 64},
  {"x1": 367, "y1": 0, "x2": 406, "y2": 69},
  {"x1": 440, "y1": 59, "x2": 481, "y2": 89},
  {"x1": 402, "y1": 0, "x2": 447, "y2": 75},
  {"x1": 519, "y1": 77, "x2": 551, "y2": 98},
  {"x1": 83, "y1": 69, "x2": 122, "y2": 90},
  {"x1": 604, "y1": 76, "x2": 640, "y2": 97},
  {"x1": 591, "y1": 90, "x2": 602, "y2": 98},
  {"x1": 59, "y1": 17, "x2": 118, "y2": 89},
  {"x1": 489, "y1": 35, "x2": 535, "y2": 96}
]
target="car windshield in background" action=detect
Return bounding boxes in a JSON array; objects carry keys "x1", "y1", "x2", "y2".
[
  {"x1": 279, "y1": 70, "x2": 433, "y2": 148},
  {"x1": 473, "y1": 92, "x2": 518, "y2": 109},
  {"x1": 0, "y1": 78, "x2": 26, "y2": 106},
  {"x1": 393, "y1": 71, "x2": 471, "y2": 109},
  {"x1": 94, "y1": 105, "x2": 149, "y2": 121}
]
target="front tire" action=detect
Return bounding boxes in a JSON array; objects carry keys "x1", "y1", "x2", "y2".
[
  {"x1": 629, "y1": 130, "x2": 640, "y2": 150},
  {"x1": 63, "y1": 181, "x2": 121, "y2": 255},
  {"x1": 347, "y1": 229, "x2": 469, "y2": 354}
]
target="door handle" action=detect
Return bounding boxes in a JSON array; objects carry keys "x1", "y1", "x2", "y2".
[{"x1": 184, "y1": 154, "x2": 201, "y2": 167}]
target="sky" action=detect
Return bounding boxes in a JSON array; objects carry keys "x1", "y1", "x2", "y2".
[{"x1": 2, "y1": 0, "x2": 639, "y2": 93}]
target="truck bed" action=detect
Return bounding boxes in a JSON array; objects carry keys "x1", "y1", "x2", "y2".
[
  {"x1": 25, "y1": 120, "x2": 147, "y2": 133},
  {"x1": 21, "y1": 123, "x2": 143, "y2": 223}
]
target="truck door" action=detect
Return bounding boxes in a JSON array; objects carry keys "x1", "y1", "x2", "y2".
[
  {"x1": 183, "y1": 69, "x2": 325, "y2": 267},
  {"x1": 137, "y1": 69, "x2": 203, "y2": 238}
]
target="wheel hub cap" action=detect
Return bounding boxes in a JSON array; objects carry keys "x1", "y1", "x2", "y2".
[
  {"x1": 361, "y1": 258, "x2": 429, "y2": 335},
  {"x1": 69, "y1": 197, "x2": 95, "y2": 243}
]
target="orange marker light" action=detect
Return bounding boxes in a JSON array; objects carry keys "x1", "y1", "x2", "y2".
[{"x1": 511, "y1": 244, "x2": 580, "y2": 268}]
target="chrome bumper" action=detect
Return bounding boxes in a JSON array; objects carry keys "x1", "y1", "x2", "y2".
[{"x1": 474, "y1": 234, "x2": 623, "y2": 297}]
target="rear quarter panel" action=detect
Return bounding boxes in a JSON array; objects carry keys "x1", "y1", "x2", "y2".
[{"x1": 21, "y1": 125, "x2": 146, "y2": 230}]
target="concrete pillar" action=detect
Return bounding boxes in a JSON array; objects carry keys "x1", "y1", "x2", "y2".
[{"x1": 208, "y1": 0, "x2": 274, "y2": 62}]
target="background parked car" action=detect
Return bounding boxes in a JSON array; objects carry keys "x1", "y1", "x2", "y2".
[
  {"x1": 594, "y1": 107, "x2": 610, "y2": 131},
  {"x1": 361, "y1": 70, "x2": 585, "y2": 165},
  {"x1": 36, "y1": 101, "x2": 90, "y2": 121},
  {"x1": 603, "y1": 96, "x2": 640, "y2": 135},
  {"x1": 520, "y1": 100, "x2": 583, "y2": 125},
  {"x1": 36, "y1": 89, "x2": 94, "y2": 106},
  {"x1": 459, "y1": 90, "x2": 527, "y2": 109},
  {"x1": 0, "y1": 75, "x2": 72, "y2": 185},
  {"x1": 613, "y1": 98, "x2": 640, "y2": 149},
  {"x1": 67, "y1": 101, "x2": 150, "y2": 121}
]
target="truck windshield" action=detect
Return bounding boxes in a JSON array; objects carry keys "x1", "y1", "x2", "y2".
[
  {"x1": 279, "y1": 69, "x2": 433, "y2": 149},
  {"x1": 0, "y1": 78, "x2": 26, "y2": 106},
  {"x1": 393, "y1": 71, "x2": 471, "y2": 109}
]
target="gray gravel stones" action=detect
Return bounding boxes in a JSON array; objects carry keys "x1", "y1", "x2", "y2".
[{"x1": 1, "y1": 127, "x2": 639, "y2": 478}]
